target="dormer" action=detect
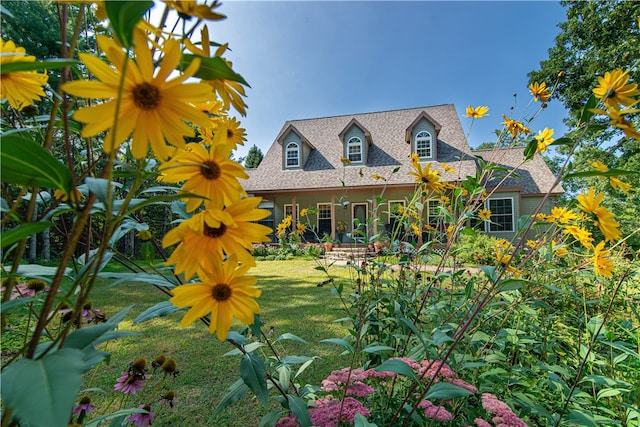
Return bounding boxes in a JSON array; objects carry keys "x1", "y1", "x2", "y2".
[
  {"x1": 339, "y1": 118, "x2": 372, "y2": 165},
  {"x1": 406, "y1": 112, "x2": 441, "y2": 161},
  {"x1": 277, "y1": 124, "x2": 314, "y2": 170}
]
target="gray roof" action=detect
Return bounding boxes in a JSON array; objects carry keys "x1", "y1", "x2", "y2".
[
  {"x1": 472, "y1": 147, "x2": 564, "y2": 195},
  {"x1": 245, "y1": 104, "x2": 562, "y2": 196}
]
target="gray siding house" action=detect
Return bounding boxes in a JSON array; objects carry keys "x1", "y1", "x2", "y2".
[{"x1": 245, "y1": 104, "x2": 563, "y2": 242}]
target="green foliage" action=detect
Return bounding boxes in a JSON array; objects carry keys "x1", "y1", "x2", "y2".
[
  {"x1": 244, "y1": 144, "x2": 264, "y2": 168},
  {"x1": 453, "y1": 232, "x2": 500, "y2": 266}
]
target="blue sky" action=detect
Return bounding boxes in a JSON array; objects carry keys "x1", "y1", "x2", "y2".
[{"x1": 204, "y1": 1, "x2": 570, "y2": 158}]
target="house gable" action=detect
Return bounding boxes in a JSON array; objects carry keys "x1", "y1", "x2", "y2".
[
  {"x1": 277, "y1": 124, "x2": 314, "y2": 170},
  {"x1": 338, "y1": 118, "x2": 372, "y2": 165},
  {"x1": 405, "y1": 112, "x2": 442, "y2": 161}
]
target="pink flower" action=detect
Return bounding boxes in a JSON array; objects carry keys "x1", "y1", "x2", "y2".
[
  {"x1": 321, "y1": 368, "x2": 374, "y2": 397},
  {"x1": 418, "y1": 400, "x2": 453, "y2": 422},
  {"x1": 450, "y1": 378, "x2": 478, "y2": 394},
  {"x1": 72, "y1": 396, "x2": 96, "y2": 416},
  {"x1": 274, "y1": 414, "x2": 300, "y2": 427},
  {"x1": 475, "y1": 418, "x2": 492, "y2": 427},
  {"x1": 481, "y1": 393, "x2": 527, "y2": 427},
  {"x1": 310, "y1": 396, "x2": 371, "y2": 427},
  {"x1": 114, "y1": 371, "x2": 147, "y2": 394},
  {"x1": 126, "y1": 405, "x2": 154, "y2": 427}
]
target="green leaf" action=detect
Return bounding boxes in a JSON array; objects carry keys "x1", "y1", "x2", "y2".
[
  {"x1": 287, "y1": 394, "x2": 311, "y2": 427},
  {"x1": 98, "y1": 272, "x2": 178, "y2": 288},
  {"x1": 424, "y1": 382, "x2": 475, "y2": 400},
  {"x1": 1, "y1": 222, "x2": 52, "y2": 248},
  {"x1": 549, "y1": 136, "x2": 574, "y2": 147},
  {"x1": 523, "y1": 138, "x2": 538, "y2": 161},
  {"x1": 0, "y1": 59, "x2": 77, "y2": 73},
  {"x1": 104, "y1": 0, "x2": 154, "y2": 48},
  {"x1": 362, "y1": 345, "x2": 395, "y2": 354},
  {"x1": 259, "y1": 410, "x2": 288, "y2": 427},
  {"x1": 1, "y1": 297, "x2": 35, "y2": 312},
  {"x1": 250, "y1": 313, "x2": 262, "y2": 338},
  {"x1": 319, "y1": 338, "x2": 354, "y2": 354},
  {"x1": 240, "y1": 352, "x2": 269, "y2": 406},
  {"x1": 0, "y1": 134, "x2": 73, "y2": 192},
  {"x1": 479, "y1": 265, "x2": 497, "y2": 282},
  {"x1": 567, "y1": 408, "x2": 597, "y2": 427},
  {"x1": 274, "y1": 332, "x2": 308, "y2": 345},
  {"x1": 180, "y1": 54, "x2": 249, "y2": 86},
  {"x1": 564, "y1": 168, "x2": 639, "y2": 180},
  {"x1": 83, "y1": 408, "x2": 149, "y2": 427},
  {"x1": 374, "y1": 359, "x2": 419, "y2": 381},
  {"x1": 579, "y1": 94, "x2": 599, "y2": 124},
  {"x1": 210, "y1": 379, "x2": 249, "y2": 421},
  {"x1": 498, "y1": 279, "x2": 525, "y2": 292},
  {"x1": 133, "y1": 301, "x2": 184, "y2": 325},
  {"x1": 1, "y1": 348, "x2": 85, "y2": 427},
  {"x1": 354, "y1": 413, "x2": 378, "y2": 427}
]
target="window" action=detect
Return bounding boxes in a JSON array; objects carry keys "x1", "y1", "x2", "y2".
[
  {"x1": 426, "y1": 200, "x2": 440, "y2": 228},
  {"x1": 284, "y1": 204, "x2": 299, "y2": 234},
  {"x1": 317, "y1": 203, "x2": 332, "y2": 237},
  {"x1": 414, "y1": 131, "x2": 432, "y2": 159},
  {"x1": 347, "y1": 137, "x2": 363, "y2": 163},
  {"x1": 286, "y1": 142, "x2": 299, "y2": 167},
  {"x1": 486, "y1": 198, "x2": 514, "y2": 232}
]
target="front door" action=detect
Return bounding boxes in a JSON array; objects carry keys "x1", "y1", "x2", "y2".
[{"x1": 352, "y1": 203, "x2": 368, "y2": 239}]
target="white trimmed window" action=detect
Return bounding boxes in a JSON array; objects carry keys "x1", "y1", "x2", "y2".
[
  {"x1": 486, "y1": 198, "x2": 514, "y2": 232},
  {"x1": 317, "y1": 203, "x2": 332, "y2": 237},
  {"x1": 414, "y1": 131, "x2": 432, "y2": 159},
  {"x1": 284, "y1": 204, "x2": 299, "y2": 219},
  {"x1": 426, "y1": 200, "x2": 440, "y2": 228},
  {"x1": 286, "y1": 142, "x2": 300, "y2": 167},
  {"x1": 347, "y1": 137, "x2": 363, "y2": 163}
]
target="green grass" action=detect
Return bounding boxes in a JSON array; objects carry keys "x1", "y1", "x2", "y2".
[{"x1": 83, "y1": 259, "x2": 354, "y2": 426}]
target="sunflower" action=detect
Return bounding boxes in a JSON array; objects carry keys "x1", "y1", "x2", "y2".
[
  {"x1": 62, "y1": 33, "x2": 213, "y2": 160},
  {"x1": 170, "y1": 254, "x2": 260, "y2": 341},
  {"x1": 205, "y1": 116, "x2": 246, "y2": 149},
  {"x1": 478, "y1": 209, "x2": 492, "y2": 221},
  {"x1": 163, "y1": 198, "x2": 271, "y2": 279},
  {"x1": 0, "y1": 39, "x2": 49, "y2": 111},
  {"x1": 534, "y1": 128, "x2": 554, "y2": 153},
  {"x1": 591, "y1": 104, "x2": 640, "y2": 140},
  {"x1": 184, "y1": 26, "x2": 248, "y2": 116},
  {"x1": 562, "y1": 225, "x2": 593, "y2": 248},
  {"x1": 591, "y1": 241, "x2": 614, "y2": 277},
  {"x1": 609, "y1": 176, "x2": 632, "y2": 194},
  {"x1": 592, "y1": 69, "x2": 639, "y2": 108},
  {"x1": 408, "y1": 161, "x2": 445, "y2": 193},
  {"x1": 501, "y1": 115, "x2": 531, "y2": 138},
  {"x1": 464, "y1": 105, "x2": 489, "y2": 119},
  {"x1": 164, "y1": 0, "x2": 226, "y2": 20},
  {"x1": 528, "y1": 81, "x2": 551, "y2": 102},
  {"x1": 159, "y1": 139, "x2": 248, "y2": 211},
  {"x1": 576, "y1": 187, "x2": 604, "y2": 214},
  {"x1": 593, "y1": 207, "x2": 621, "y2": 242},
  {"x1": 549, "y1": 206, "x2": 578, "y2": 224}
]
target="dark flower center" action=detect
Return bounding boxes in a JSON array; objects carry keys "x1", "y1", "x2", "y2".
[
  {"x1": 132, "y1": 82, "x2": 161, "y2": 110},
  {"x1": 204, "y1": 223, "x2": 226, "y2": 238},
  {"x1": 200, "y1": 160, "x2": 221, "y2": 180},
  {"x1": 227, "y1": 129, "x2": 233, "y2": 138},
  {"x1": 212, "y1": 284, "x2": 232, "y2": 302}
]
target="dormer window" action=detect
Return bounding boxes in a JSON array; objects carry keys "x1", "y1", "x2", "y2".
[
  {"x1": 347, "y1": 137, "x2": 363, "y2": 163},
  {"x1": 415, "y1": 131, "x2": 432, "y2": 160},
  {"x1": 286, "y1": 142, "x2": 300, "y2": 167}
]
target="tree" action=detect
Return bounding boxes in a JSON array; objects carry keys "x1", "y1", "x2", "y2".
[
  {"x1": 244, "y1": 144, "x2": 264, "y2": 168},
  {"x1": 529, "y1": 1, "x2": 640, "y2": 120},
  {"x1": 528, "y1": 0, "x2": 640, "y2": 248}
]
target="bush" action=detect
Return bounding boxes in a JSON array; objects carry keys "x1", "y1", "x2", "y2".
[{"x1": 453, "y1": 231, "x2": 500, "y2": 265}]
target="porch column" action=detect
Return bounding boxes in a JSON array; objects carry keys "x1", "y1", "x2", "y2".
[
  {"x1": 291, "y1": 195, "x2": 297, "y2": 226},
  {"x1": 372, "y1": 190, "x2": 378, "y2": 236},
  {"x1": 330, "y1": 194, "x2": 336, "y2": 240}
]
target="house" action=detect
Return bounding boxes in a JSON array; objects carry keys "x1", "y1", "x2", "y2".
[{"x1": 245, "y1": 104, "x2": 563, "y2": 243}]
